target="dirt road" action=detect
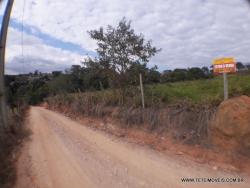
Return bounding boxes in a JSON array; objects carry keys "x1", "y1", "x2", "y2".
[{"x1": 15, "y1": 107, "x2": 249, "y2": 188}]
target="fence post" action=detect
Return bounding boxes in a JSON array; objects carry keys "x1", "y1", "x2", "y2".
[{"x1": 139, "y1": 73, "x2": 145, "y2": 108}]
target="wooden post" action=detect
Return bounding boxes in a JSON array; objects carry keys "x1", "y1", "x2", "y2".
[
  {"x1": 0, "y1": 0, "x2": 14, "y2": 129},
  {"x1": 139, "y1": 73, "x2": 145, "y2": 108},
  {"x1": 223, "y1": 72, "x2": 228, "y2": 100}
]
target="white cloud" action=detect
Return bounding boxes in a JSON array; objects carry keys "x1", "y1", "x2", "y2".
[
  {"x1": 6, "y1": 27, "x2": 83, "y2": 74},
  {"x1": 8, "y1": 0, "x2": 250, "y2": 71}
]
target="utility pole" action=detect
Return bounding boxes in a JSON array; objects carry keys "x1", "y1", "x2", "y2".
[
  {"x1": 139, "y1": 73, "x2": 145, "y2": 109},
  {"x1": 0, "y1": 0, "x2": 15, "y2": 130}
]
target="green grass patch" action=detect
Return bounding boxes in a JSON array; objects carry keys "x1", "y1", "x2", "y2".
[{"x1": 145, "y1": 73, "x2": 250, "y2": 105}]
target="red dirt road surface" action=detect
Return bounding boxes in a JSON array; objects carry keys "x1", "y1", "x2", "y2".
[{"x1": 15, "y1": 107, "x2": 249, "y2": 188}]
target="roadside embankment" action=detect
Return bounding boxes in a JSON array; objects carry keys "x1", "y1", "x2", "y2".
[{"x1": 210, "y1": 95, "x2": 250, "y2": 156}]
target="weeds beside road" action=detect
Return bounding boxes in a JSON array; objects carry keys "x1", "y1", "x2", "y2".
[
  {"x1": 46, "y1": 73, "x2": 250, "y2": 146},
  {"x1": 47, "y1": 73, "x2": 250, "y2": 108},
  {"x1": 0, "y1": 105, "x2": 29, "y2": 188},
  {"x1": 146, "y1": 73, "x2": 250, "y2": 105}
]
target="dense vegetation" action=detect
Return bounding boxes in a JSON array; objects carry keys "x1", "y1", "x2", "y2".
[
  {"x1": 4, "y1": 65, "x2": 210, "y2": 106},
  {"x1": 5, "y1": 64, "x2": 250, "y2": 107},
  {"x1": 4, "y1": 18, "x2": 250, "y2": 107},
  {"x1": 45, "y1": 73, "x2": 250, "y2": 108},
  {"x1": 5, "y1": 65, "x2": 250, "y2": 106}
]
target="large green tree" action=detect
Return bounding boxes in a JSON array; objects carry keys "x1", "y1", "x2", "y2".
[{"x1": 87, "y1": 18, "x2": 160, "y2": 91}]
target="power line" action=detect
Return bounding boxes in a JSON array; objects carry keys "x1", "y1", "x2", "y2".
[{"x1": 21, "y1": 0, "x2": 26, "y2": 74}]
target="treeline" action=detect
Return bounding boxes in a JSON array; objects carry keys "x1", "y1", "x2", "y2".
[
  {"x1": 5, "y1": 64, "x2": 212, "y2": 106},
  {"x1": 5, "y1": 62, "x2": 250, "y2": 106},
  {"x1": 52, "y1": 64, "x2": 213, "y2": 89},
  {"x1": 5, "y1": 74, "x2": 49, "y2": 106}
]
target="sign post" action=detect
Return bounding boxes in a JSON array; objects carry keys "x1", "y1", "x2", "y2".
[
  {"x1": 223, "y1": 72, "x2": 228, "y2": 100},
  {"x1": 213, "y1": 57, "x2": 236, "y2": 101}
]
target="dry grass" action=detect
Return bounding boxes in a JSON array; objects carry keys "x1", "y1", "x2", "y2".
[
  {"x1": 47, "y1": 93, "x2": 216, "y2": 146},
  {"x1": 46, "y1": 73, "x2": 250, "y2": 146},
  {"x1": 0, "y1": 105, "x2": 30, "y2": 188}
]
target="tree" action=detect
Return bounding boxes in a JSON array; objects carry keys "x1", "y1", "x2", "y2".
[
  {"x1": 146, "y1": 66, "x2": 161, "y2": 84},
  {"x1": 187, "y1": 67, "x2": 206, "y2": 80},
  {"x1": 126, "y1": 62, "x2": 148, "y2": 85},
  {"x1": 52, "y1": 71, "x2": 62, "y2": 78},
  {"x1": 236, "y1": 62, "x2": 245, "y2": 70},
  {"x1": 48, "y1": 74, "x2": 75, "y2": 94},
  {"x1": 34, "y1": 70, "x2": 39, "y2": 76},
  {"x1": 245, "y1": 63, "x2": 250, "y2": 69},
  {"x1": 88, "y1": 17, "x2": 160, "y2": 95},
  {"x1": 201, "y1": 66, "x2": 210, "y2": 76},
  {"x1": 169, "y1": 69, "x2": 188, "y2": 82},
  {"x1": 69, "y1": 65, "x2": 84, "y2": 91},
  {"x1": 81, "y1": 58, "x2": 109, "y2": 90}
]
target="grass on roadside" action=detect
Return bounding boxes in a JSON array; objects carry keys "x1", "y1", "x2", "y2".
[
  {"x1": 47, "y1": 73, "x2": 250, "y2": 108},
  {"x1": 146, "y1": 73, "x2": 250, "y2": 105}
]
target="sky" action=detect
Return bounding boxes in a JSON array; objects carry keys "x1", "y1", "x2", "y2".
[{"x1": 1, "y1": 0, "x2": 250, "y2": 74}]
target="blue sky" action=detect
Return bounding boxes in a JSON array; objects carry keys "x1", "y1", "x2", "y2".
[
  {"x1": 9, "y1": 18, "x2": 95, "y2": 56},
  {"x1": 2, "y1": 0, "x2": 250, "y2": 74}
]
